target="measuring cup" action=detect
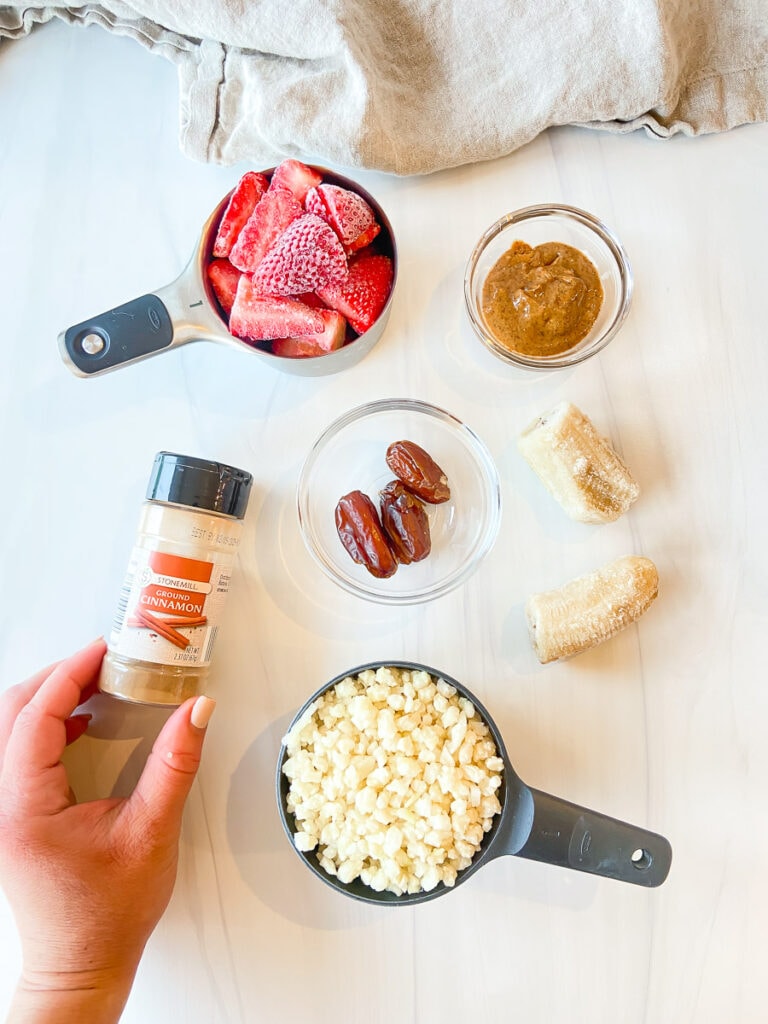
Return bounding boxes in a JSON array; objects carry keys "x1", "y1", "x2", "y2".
[
  {"x1": 58, "y1": 169, "x2": 397, "y2": 379},
  {"x1": 276, "y1": 661, "x2": 672, "y2": 905}
]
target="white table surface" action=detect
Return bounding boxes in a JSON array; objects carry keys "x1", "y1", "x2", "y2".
[{"x1": 2, "y1": 20, "x2": 767, "y2": 1024}]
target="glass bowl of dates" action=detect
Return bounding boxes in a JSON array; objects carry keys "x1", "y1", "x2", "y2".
[
  {"x1": 297, "y1": 398, "x2": 502, "y2": 604},
  {"x1": 464, "y1": 204, "x2": 632, "y2": 370},
  {"x1": 204, "y1": 160, "x2": 397, "y2": 376}
]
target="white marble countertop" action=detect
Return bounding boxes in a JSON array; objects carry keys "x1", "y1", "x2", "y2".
[{"x1": 1, "y1": 20, "x2": 767, "y2": 1024}]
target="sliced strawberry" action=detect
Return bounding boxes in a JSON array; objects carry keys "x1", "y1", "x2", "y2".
[
  {"x1": 346, "y1": 221, "x2": 380, "y2": 252},
  {"x1": 229, "y1": 188, "x2": 303, "y2": 273},
  {"x1": 267, "y1": 159, "x2": 322, "y2": 204},
  {"x1": 212, "y1": 172, "x2": 269, "y2": 258},
  {"x1": 252, "y1": 213, "x2": 347, "y2": 296},
  {"x1": 206, "y1": 258, "x2": 242, "y2": 317},
  {"x1": 270, "y1": 337, "x2": 317, "y2": 358},
  {"x1": 305, "y1": 183, "x2": 381, "y2": 253},
  {"x1": 316, "y1": 252, "x2": 393, "y2": 334},
  {"x1": 293, "y1": 291, "x2": 327, "y2": 309},
  {"x1": 229, "y1": 276, "x2": 324, "y2": 342},
  {"x1": 271, "y1": 309, "x2": 346, "y2": 357}
]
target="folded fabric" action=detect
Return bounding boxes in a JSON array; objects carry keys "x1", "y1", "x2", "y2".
[{"x1": 2, "y1": 1, "x2": 766, "y2": 174}]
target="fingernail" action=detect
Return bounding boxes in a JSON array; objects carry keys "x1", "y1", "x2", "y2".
[{"x1": 191, "y1": 695, "x2": 216, "y2": 730}]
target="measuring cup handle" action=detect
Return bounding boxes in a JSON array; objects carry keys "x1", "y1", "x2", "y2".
[
  {"x1": 515, "y1": 788, "x2": 672, "y2": 887},
  {"x1": 59, "y1": 294, "x2": 176, "y2": 376}
]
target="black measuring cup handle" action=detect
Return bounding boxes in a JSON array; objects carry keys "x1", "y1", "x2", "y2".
[
  {"x1": 59, "y1": 293, "x2": 176, "y2": 376},
  {"x1": 58, "y1": 249, "x2": 230, "y2": 377},
  {"x1": 514, "y1": 787, "x2": 672, "y2": 887}
]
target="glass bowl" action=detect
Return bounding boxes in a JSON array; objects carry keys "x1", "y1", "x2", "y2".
[
  {"x1": 464, "y1": 204, "x2": 632, "y2": 370},
  {"x1": 297, "y1": 399, "x2": 502, "y2": 604}
]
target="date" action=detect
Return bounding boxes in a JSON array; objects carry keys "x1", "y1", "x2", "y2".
[
  {"x1": 335, "y1": 490, "x2": 398, "y2": 578},
  {"x1": 385, "y1": 441, "x2": 450, "y2": 504},
  {"x1": 379, "y1": 481, "x2": 431, "y2": 564}
]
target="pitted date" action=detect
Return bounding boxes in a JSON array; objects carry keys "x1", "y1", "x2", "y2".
[
  {"x1": 385, "y1": 440, "x2": 451, "y2": 504},
  {"x1": 335, "y1": 490, "x2": 398, "y2": 578},
  {"x1": 379, "y1": 481, "x2": 431, "y2": 564}
]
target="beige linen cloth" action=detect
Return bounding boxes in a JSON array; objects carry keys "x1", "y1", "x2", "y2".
[{"x1": 1, "y1": 1, "x2": 766, "y2": 173}]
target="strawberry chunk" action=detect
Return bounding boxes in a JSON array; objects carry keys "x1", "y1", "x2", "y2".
[
  {"x1": 293, "y1": 291, "x2": 327, "y2": 309},
  {"x1": 229, "y1": 188, "x2": 303, "y2": 273},
  {"x1": 305, "y1": 184, "x2": 381, "y2": 253},
  {"x1": 268, "y1": 159, "x2": 322, "y2": 204},
  {"x1": 345, "y1": 221, "x2": 380, "y2": 253},
  {"x1": 316, "y1": 252, "x2": 393, "y2": 334},
  {"x1": 252, "y1": 213, "x2": 347, "y2": 296},
  {"x1": 212, "y1": 172, "x2": 268, "y2": 257},
  {"x1": 271, "y1": 309, "x2": 347, "y2": 357},
  {"x1": 229, "y1": 277, "x2": 324, "y2": 342},
  {"x1": 206, "y1": 258, "x2": 242, "y2": 317}
]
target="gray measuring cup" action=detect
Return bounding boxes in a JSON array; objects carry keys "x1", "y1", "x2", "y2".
[
  {"x1": 276, "y1": 661, "x2": 672, "y2": 905},
  {"x1": 59, "y1": 169, "x2": 396, "y2": 378}
]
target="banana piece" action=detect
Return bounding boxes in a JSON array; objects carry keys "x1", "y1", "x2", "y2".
[
  {"x1": 518, "y1": 401, "x2": 639, "y2": 523},
  {"x1": 526, "y1": 555, "x2": 659, "y2": 663}
]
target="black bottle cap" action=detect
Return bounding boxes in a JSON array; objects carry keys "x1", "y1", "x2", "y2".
[{"x1": 146, "y1": 453, "x2": 252, "y2": 520}]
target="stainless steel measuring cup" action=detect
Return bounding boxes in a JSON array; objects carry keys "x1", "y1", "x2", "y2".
[
  {"x1": 59, "y1": 169, "x2": 397, "y2": 378},
  {"x1": 276, "y1": 661, "x2": 672, "y2": 905}
]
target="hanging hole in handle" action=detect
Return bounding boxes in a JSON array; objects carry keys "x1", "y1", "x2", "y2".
[
  {"x1": 74, "y1": 328, "x2": 110, "y2": 359},
  {"x1": 631, "y1": 848, "x2": 653, "y2": 871}
]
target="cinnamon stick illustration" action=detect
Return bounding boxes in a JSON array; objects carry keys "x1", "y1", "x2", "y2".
[
  {"x1": 128, "y1": 614, "x2": 207, "y2": 629},
  {"x1": 156, "y1": 614, "x2": 207, "y2": 627},
  {"x1": 134, "y1": 608, "x2": 190, "y2": 649}
]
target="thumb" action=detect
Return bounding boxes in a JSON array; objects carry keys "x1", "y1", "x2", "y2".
[{"x1": 126, "y1": 695, "x2": 215, "y2": 836}]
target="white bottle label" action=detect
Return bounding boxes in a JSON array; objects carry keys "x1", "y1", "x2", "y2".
[{"x1": 108, "y1": 546, "x2": 235, "y2": 667}]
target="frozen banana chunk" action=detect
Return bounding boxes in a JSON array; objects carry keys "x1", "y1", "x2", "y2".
[
  {"x1": 526, "y1": 555, "x2": 659, "y2": 663},
  {"x1": 518, "y1": 401, "x2": 639, "y2": 523}
]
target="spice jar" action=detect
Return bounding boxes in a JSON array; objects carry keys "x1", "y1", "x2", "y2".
[{"x1": 99, "y1": 452, "x2": 253, "y2": 705}]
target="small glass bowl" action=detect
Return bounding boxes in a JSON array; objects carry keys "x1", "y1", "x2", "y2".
[
  {"x1": 297, "y1": 399, "x2": 502, "y2": 604},
  {"x1": 464, "y1": 204, "x2": 632, "y2": 370}
]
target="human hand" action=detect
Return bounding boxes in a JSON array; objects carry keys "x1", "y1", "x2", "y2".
[{"x1": 0, "y1": 638, "x2": 215, "y2": 1023}]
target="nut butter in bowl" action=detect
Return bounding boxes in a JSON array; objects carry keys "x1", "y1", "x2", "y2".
[{"x1": 464, "y1": 204, "x2": 632, "y2": 370}]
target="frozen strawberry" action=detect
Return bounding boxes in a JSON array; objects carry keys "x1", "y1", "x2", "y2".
[
  {"x1": 293, "y1": 291, "x2": 327, "y2": 309},
  {"x1": 316, "y1": 252, "x2": 393, "y2": 334},
  {"x1": 271, "y1": 309, "x2": 346, "y2": 357},
  {"x1": 270, "y1": 337, "x2": 316, "y2": 358},
  {"x1": 229, "y1": 276, "x2": 324, "y2": 341},
  {"x1": 252, "y1": 213, "x2": 347, "y2": 296},
  {"x1": 267, "y1": 159, "x2": 322, "y2": 204},
  {"x1": 305, "y1": 184, "x2": 381, "y2": 253},
  {"x1": 345, "y1": 221, "x2": 380, "y2": 253},
  {"x1": 212, "y1": 171, "x2": 269, "y2": 257},
  {"x1": 206, "y1": 258, "x2": 242, "y2": 317},
  {"x1": 229, "y1": 188, "x2": 303, "y2": 273}
]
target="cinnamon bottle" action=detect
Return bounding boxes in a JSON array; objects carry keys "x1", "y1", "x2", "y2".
[{"x1": 99, "y1": 452, "x2": 252, "y2": 705}]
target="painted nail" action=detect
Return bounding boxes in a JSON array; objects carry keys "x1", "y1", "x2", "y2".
[{"x1": 191, "y1": 695, "x2": 216, "y2": 730}]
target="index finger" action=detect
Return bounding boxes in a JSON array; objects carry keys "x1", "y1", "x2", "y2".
[
  {"x1": 0, "y1": 659, "x2": 62, "y2": 763},
  {"x1": 2, "y1": 638, "x2": 106, "y2": 785}
]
